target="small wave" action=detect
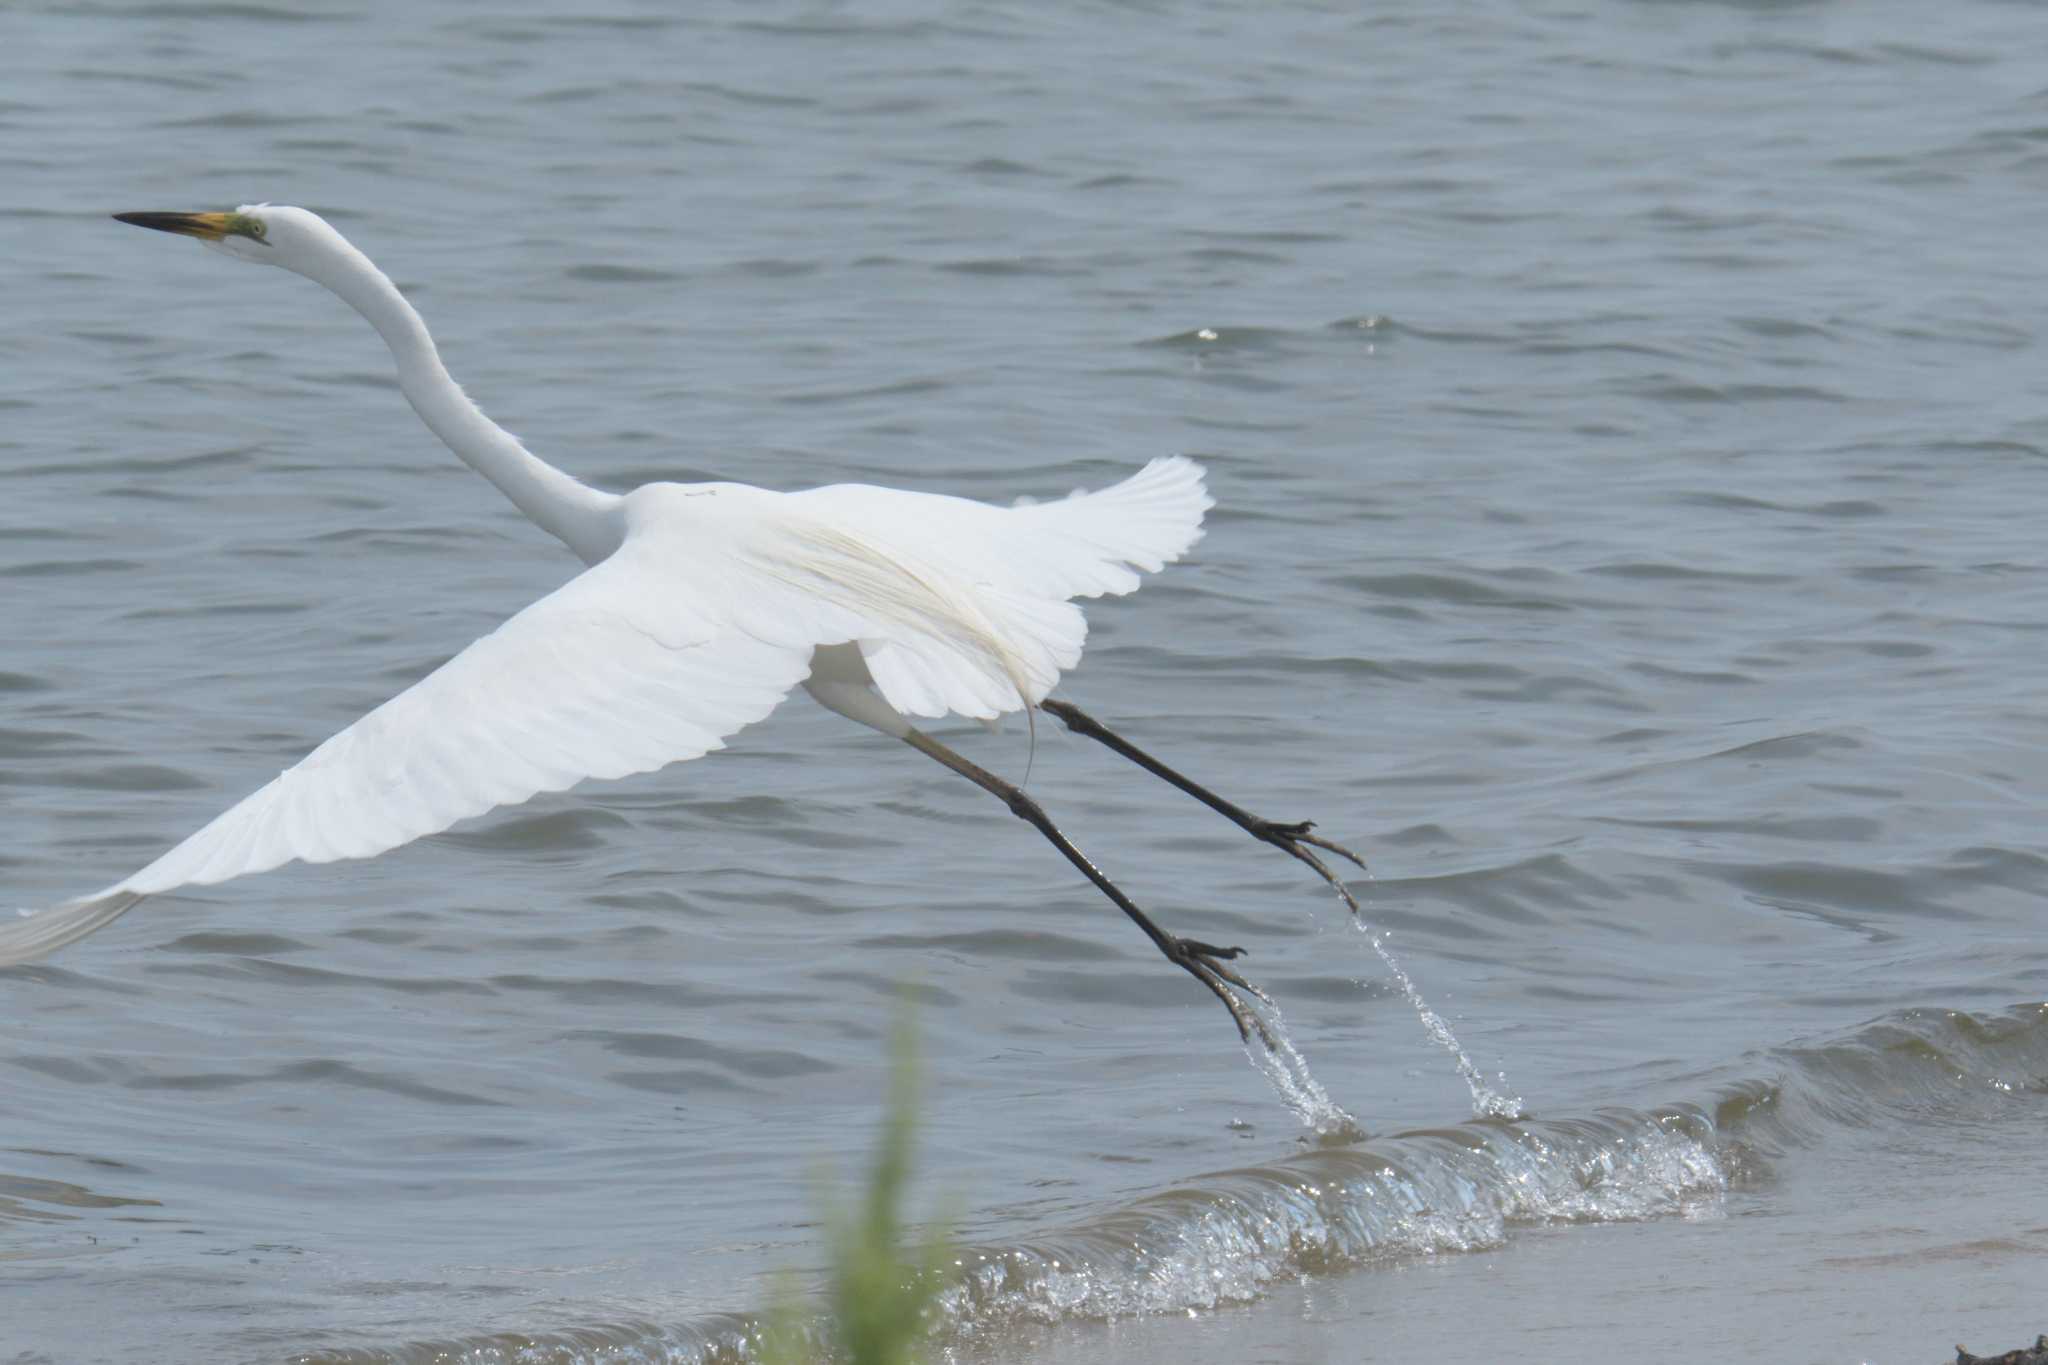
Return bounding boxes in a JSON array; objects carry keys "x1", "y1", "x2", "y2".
[
  {"x1": 0, "y1": 557, "x2": 145, "y2": 579},
  {"x1": 936, "y1": 256, "x2": 1078, "y2": 278},
  {"x1": 295, "y1": 1004, "x2": 2048, "y2": 1363},
  {"x1": 299, "y1": 1106, "x2": 1724, "y2": 1364},
  {"x1": 563, "y1": 264, "x2": 686, "y2": 284},
  {"x1": 0, "y1": 1171, "x2": 161, "y2": 1229},
  {"x1": 936, "y1": 1108, "x2": 1721, "y2": 1334},
  {"x1": 960, "y1": 156, "x2": 1045, "y2": 177},
  {"x1": 1139, "y1": 325, "x2": 1301, "y2": 352},
  {"x1": 84, "y1": 2, "x2": 346, "y2": 22},
  {"x1": 1717, "y1": 1002, "x2": 2048, "y2": 1146},
  {"x1": 1322, "y1": 570, "x2": 1575, "y2": 612}
]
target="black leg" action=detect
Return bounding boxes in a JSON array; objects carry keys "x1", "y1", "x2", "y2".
[
  {"x1": 901, "y1": 728, "x2": 1275, "y2": 1047},
  {"x1": 1038, "y1": 699, "x2": 1367, "y2": 916}
]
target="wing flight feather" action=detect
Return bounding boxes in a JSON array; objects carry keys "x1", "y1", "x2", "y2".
[{"x1": 1, "y1": 457, "x2": 1211, "y2": 966}]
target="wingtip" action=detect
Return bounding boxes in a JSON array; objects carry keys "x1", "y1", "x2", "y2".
[{"x1": 0, "y1": 891, "x2": 145, "y2": 968}]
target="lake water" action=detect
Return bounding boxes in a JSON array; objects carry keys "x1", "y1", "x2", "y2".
[{"x1": 4, "y1": 2, "x2": 2048, "y2": 1362}]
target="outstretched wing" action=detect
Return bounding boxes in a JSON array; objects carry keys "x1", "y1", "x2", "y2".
[
  {"x1": 1, "y1": 457, "x2": 1212, "y2": 966},
  {"x1": 0, "y1": 532, "x2": 820, "y2": 966}
]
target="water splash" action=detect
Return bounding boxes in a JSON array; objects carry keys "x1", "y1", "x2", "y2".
[
  {"x1": 1239, "y1": 994, "x2": 1363, "y2": 1140},
  {"x1": 286, "y1": 1102, "x2": 1734, "y2": 1363},
  {"x1": 301, "y1": 1005, "x2": 2048, "y2": 1364},
  {"x1": 929, "y1": 1106, "x2": 1725, "y2": 1334},
  {"x1": 1352, "y1": 918, "x2": 1524, "y2": 1119},
  {"x1": 1305, "y1": 860, "x2": 1524, "y2": 1120}
]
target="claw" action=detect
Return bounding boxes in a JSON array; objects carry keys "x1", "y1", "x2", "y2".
[
  {"x1": 1248, "y1": 818, "x2": 1368, "y2": 916},
  {"x1": 1299, "y1": 829, "x2": 1369, "y2": 871},
  {"x1": 1168, "y1": 935, "x2": 1276, "y2": 1049}
]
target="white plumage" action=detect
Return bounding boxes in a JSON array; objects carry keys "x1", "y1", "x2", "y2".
[{"x1": 2, "y1": 206, "x2": 1210, "y2": 967}]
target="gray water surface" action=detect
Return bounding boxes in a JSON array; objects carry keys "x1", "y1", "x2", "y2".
[{"x1": 5, "y1": 3, "x2": 2048, "y2": 1362}]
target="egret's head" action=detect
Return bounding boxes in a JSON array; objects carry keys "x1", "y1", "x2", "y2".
[{"x1": 113, "y1": 204, "x2": 347, "y2": 275}]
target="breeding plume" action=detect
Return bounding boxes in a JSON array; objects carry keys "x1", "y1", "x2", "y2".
[{"x1": 1, "y1": 205, "x2": 1363, "y2": 1043}]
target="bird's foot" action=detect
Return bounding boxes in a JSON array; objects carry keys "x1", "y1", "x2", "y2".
[
  {"x1": 1248, "y1": 818, "x2": 1368, "y2": 916},
  {"x1": 1167, "y1": 935, "x2": 1276, "y2": 1049}
]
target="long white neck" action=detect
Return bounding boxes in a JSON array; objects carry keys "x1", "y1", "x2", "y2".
[{"x1": 298, "y1": 240, "x2": 622, "y2": 565}]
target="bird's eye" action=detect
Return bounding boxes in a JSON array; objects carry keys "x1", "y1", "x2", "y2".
[{"x1": 228, "y1": 213, "x2": 267, "y2": 241}]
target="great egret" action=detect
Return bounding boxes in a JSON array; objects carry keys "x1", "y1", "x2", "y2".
[{"x1": 1, "y1": 205, "x2": 1363, "y2": 1043}]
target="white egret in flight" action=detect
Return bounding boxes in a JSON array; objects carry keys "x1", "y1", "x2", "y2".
[{"x1": 1, "y1": 205, "x2": 1363, "y2": 1043}]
